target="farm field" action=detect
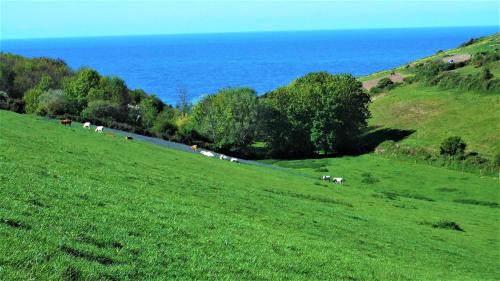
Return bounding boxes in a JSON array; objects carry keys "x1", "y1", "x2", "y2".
[{"x1": 1, "y1": 110, "x2": 499, "y2": 280}]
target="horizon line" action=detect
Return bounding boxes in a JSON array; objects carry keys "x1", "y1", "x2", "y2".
[{"x1": 2, "y1": 25, "x2": 498, "y2": 41}]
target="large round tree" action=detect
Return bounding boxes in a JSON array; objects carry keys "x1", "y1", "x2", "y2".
[{"x1": 262, "y1": 72, "x2": 370, "y2": 156}]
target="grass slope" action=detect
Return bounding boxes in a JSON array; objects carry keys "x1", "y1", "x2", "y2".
[
  {"x1": 367, "y1": 33, "x2": 500, "y2": 156},
  {"x1": 1, "y1": 110, "x2": 499, "y2": 280},
  {"x1": 359, "y1": 33, "x2": 500, "y2": 82},
  {"x1": 369, "y1": 84, "x2": 500, "y2": 155}
]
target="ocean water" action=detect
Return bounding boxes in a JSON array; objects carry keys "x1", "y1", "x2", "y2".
[{"x1": 1, "y1": 26, "x2": 497, "y2": 105}]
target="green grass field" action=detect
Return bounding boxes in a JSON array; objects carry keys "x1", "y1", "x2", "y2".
[
  {"x1": 1, "y1": 110, "x2": 499, "y2": 280},
  {"x1": 369, "y1": 84, "x2": 500, "y2": 156}
]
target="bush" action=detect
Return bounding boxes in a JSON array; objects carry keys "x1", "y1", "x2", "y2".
[
  {"x1": 23, "y1": 88, "x2": 44, "y2": 113},
  {"x1": 151, "y1": 111, "x2": 178, "y2": 140},
  {"x1": 81, "y1": 100, "x2": 126, "y2": 123},
  {"x1": 36, "y1": 89, "x2": 72, "y2": 116},
  {"x1": 439, "y1": 136, "x2": 466, "y2": 157},
  {"x1": 459, "y1": 38, "x2": 478, "y2": 47},
  {"x1": 0, "y1": 93, "x2": 25, "y2": 113},
  {"x1": 432, "y1": 220, "x2": 464, "y2": 232},
  {"x1": 480, "y1": 68, "x2": 493, "y2": 81},
  {"x1": 471, "y1": 51, "x2": 500, "y2": 67},
  {"x1": 370, "y1": 77, "x2": 398, "y2": 94}
]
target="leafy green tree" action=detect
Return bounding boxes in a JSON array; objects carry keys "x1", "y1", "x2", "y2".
[
  {"x1": 151, "y1": 108, "x2": 178, "y2": 139},
  {"x1": 64, "y1": 68, "x2": 100, "y2": 110},
  {"x1": 129, "y1": 89, "x2": 147, "y2": 105},
  {"x1": 36, "y1": 89, "x2": 72, "y2": 116},
  {"x1": 176, "y1": 87, "x2": 192, "y2": 116},
  {"x1": 23, "y1": 75, "x2": 56, "y2": 113},
  {"x1": 82, "y1": 100, "x2": 126, "y2": 123},
  {"x1": 262, "y1": 72, "x2": 370, "y2": 156},
  {"x1": 23, "y1": 88, "x2": 44, "y2": 113},
  {"x1": 0, "y1": 54, "x2": 71, "y2": 99},
  {"x1": 440, "y1": 136, "x2": 467, "y2": 157},
  {"x1": 192, "y1": 88, "x2": 259, "y2": 152},
  {"x1": 87, "y1": 76, "x2": 130, "y2": 105},
  {"x1": 139, "y1": 95, "x2": 164, "y2": 130}
]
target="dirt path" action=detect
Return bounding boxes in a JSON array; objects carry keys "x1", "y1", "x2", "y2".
[
  {"x1": 362, "y1": 73, "x2": 404, "y2": 90},
  {"x1": 441, "y1": 54, "x2": 471, "y2": 63}
]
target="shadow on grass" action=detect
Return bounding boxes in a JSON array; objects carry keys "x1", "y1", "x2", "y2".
[
  {"x1": 249, "y1": 126, "x2": 414, "y2": 160},
  {"x1": 357, "y1": 126, "x2": 415, "y2": 155}
]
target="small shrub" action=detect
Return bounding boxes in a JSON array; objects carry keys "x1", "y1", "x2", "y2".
[
  {"x1": 314, "y1": 167, "x2": 329, "y2": 173},
  {"x1": 439, "y1": 136, "x2": 466, "y2": 157},
  {"x1": 494, "y1": 153, "x2": 500, "y2": 167},
  {"x1": 471, "y1": 51, "x2": 500, "y2": 67},
  {"x1": 361, "y1": 172, "x2": 379, "y2": 184},
  {"x1": 36, "y1": 89, "x2": 73, "y2": 116},
  {"x1": 82, "y1": 100, "x2": 126, "y2": 123},
  {"x1": 432, "y1": 220, "x2": 464, "y2": 232},
  {"x1": 459, "y1": 38, "x2": 478, "y2": 47},
  {"x1": 480, "y1": 68, "x2": 494, "y2": 81},
  {"x1": 376, "y1": 77, "x2": 394, "y2": 89}
]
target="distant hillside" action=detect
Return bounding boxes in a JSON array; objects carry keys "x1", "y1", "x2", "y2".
[{"x1": 364, "y1": 33, "x2": 500, "y2": 156}]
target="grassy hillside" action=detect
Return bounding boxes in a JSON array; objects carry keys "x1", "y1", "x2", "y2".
[
  {"x1": 1, "y1": 110, "x2": 499, "y2": 280},
  {"x1": 367, "y1": 33, "x2": 500, "y2": 156},
  {"x1": 369, "y1": 84, "x2": 500, "y2": 155},
  {"x1": 360, "y1": 33, "x2": 500, "y2": 82}
]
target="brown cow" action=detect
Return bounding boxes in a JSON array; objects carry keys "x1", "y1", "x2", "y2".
[
  {"x1": 191, "y1": 145, "x2": 198, "y2": 151},
  {"x1": 60, "y1": 119, "x2": 72, "y2": 126}
]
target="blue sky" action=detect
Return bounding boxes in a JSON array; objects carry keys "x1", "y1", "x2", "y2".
[{"x1": 1, "y1": 1, "x2": 498, "y2": 39}]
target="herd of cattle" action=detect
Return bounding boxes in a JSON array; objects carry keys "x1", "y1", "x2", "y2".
[
  {"x1": 60, "y1": 119, "x2": 240, "y2": 162},
  {"x1": 191, "y1": 145, "x2": 239, "y2": 163},
  {"x1": 61, "y1": 119, "x2": 346, "y2": 181},
  {"x1": 322, "y1": 175, "x2": 344, "y2": 184},
  {"x1": 60, "y1": 119, "x2": 104, "y2": 133}
]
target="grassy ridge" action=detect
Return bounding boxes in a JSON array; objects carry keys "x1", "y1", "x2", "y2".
[
  {"x1": 359, "y1": 33, "x2": 500, "y2": 82},
  {"x1": 1, "y1": 110, "x2": 499, "y2": 280},
  {"x1": 366, "y1": 33, "x2": 500, "y2": 156}
]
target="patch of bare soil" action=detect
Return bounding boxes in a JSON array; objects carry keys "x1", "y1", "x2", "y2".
[
  {"x1": 362, "y1": 73, "x2": 404, "y2": 90},
  {"x1": 441, "y1": 54, "x2": 471, "y2": 63}
]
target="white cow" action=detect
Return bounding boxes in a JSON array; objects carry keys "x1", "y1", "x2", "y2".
[
  {"x1": 333, "y1": 177, "x2": 344, "y2": 184},
  {"x1": 95, "y1": 126, "x2": 104, "y2": 133},
  {"x1": 322, "y1": 175, "x2": 331, "y2": 181},
  {"x1": 200, "y1": 151, "x2": 215, "y2": 157},
  {"x1": 230, "y1": 158, "x2": 239, "y2": 163},
  {"x1": 219, "y1": 155, "x2": 228, "y2": 160},
  {"x1": 83, "y1": 122, "x2": 91, "y2": 129}
]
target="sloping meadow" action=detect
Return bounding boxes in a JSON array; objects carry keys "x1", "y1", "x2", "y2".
[{"x1": 0, "y1": 110, "x2": 498, "y2": 280}]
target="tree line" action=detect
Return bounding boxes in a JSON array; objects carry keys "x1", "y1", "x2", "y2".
[{"x1": 0, "y1": 53, "x2": 371, "y2": 158}]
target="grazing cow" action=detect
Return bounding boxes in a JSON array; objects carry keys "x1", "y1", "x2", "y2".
[
  {"x1": 95, "y1": 126, "x2": 104, "y2": 133},
  {"x1": 60, "y1": 119, "x2": 72, "y2": 126},
  {"x1": 322, "y1": 175, "x2": 331, "y2": 181},
  {"x1": 230, "y1": 158, "x2": 239, "y2": 163},
  {"x1": 191, "y1": 145, "x2": 198, "y2": 151},
  {"x1": 220, "y1": 155, "x2": 228, "y2": 160},
  {"x1": 200, "y1": 151, "x2": 215, "y2": 157},
  {"x1": 333, "y1": 177, "x2": 344, "y2": 184},
  {"x1": 83, "y1": 122, "x2": 91, "y2": 129},
  {"x1": 125, "y1": 136, "x2": 133, "y2": 140}
]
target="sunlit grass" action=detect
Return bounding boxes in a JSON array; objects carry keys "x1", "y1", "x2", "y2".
[{"x1": 0, "y1": 110, "x2": 498, "y2": 280}]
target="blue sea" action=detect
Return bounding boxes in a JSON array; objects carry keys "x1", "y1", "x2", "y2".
[{"x1": 1, "y1": 26, "x2": 497, "y2": 105}]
